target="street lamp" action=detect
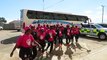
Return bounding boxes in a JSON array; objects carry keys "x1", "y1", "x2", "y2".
[
  {"x1": 43, "y1": 0, "x2": 44, "y2": 11},
  {"x1": 101, "y1": 5, "x2": 104, "y2": 23}
]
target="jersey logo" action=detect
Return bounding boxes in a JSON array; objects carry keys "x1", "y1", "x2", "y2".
[
  {"x1": 26, "y1": 39, "x2": 31, "y2": 46},
  {"x1": 40, "y1": 35, "x2": 44, "y2": 40}
]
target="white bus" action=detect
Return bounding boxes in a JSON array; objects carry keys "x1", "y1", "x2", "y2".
[{"x1": 20, "y1": 9, "x2": 89, "y2": 29}]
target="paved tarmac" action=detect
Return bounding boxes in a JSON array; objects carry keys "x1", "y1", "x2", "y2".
[
  {"x1": 0, "y1": 30, "x2": 107, "y2": 60},
  {"x1": 80, "y1": 45, "x2": 107, "y2": 60}
]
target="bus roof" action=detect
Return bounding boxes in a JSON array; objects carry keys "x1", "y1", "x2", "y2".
[{"x1": 21, "y1": 9, "x2": 88, "y2": 18}]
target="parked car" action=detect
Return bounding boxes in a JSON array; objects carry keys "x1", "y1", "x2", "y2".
[
  {"x1": 0, "y1": 26, "x2": 3, "y2": 30},
  {"x1": 98, "y1": 23, "x2": 107, "y2": 28},
  {"x1": 80, "y1": 23, "x2": 107, "y2": 40}
]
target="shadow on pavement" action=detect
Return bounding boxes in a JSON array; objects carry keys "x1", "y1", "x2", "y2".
[
  {"x1": 46, "y1": 45, "x2": 63, "y2": 60},
  {"x1": 1, "y1": 36, "x2": 19, "y2": 44},
  {"x1": 35, "y1": 44, "x2": 63, "y2": 60},
  {"x1": 55, "y1": 47, "x2": 63, "y2": 60},
  {"x1": 76, "y1": 43, "x2": 82, "y2": 50},
  {"x1": 71, "y1": 43, "x2": 76, "y2": 51},
  {"x1": 10, "y1": 30, "x2": 20, "y2": 33},
  {"x1": 80, "y1": 36, "x2": 107, "y2": 42},
  {"x1": 76, "y1": 43, "x2": 91, "y2": 53},
  {"x1": 65, "y1": 46, "x2": 73, "y2": 60}
]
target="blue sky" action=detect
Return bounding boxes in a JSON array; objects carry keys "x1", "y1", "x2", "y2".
[{"x1": 0, "y1": 0, "x2": 107, "y2": 23}]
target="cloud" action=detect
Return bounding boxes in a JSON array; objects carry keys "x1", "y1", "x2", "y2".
[
  {"x1": 84, "y1": 10, "x2": 93, "y2": 14},
  {"x1": 82, "y1": 8, "x2": 107, "y2": 23},
  {"x1": 96, "y1": 6, "x2": 102, "y2": 10}
]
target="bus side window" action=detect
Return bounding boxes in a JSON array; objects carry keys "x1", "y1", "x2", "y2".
[
  {"x1": 36, "y1": 12, "x2": 43, "y2": 19},
  {"x1": 53, "y1": 13, "x2": 58, "y2": 20},
  {"x1": 43, "y1": 13, "x2": 50, "y2": 19}
]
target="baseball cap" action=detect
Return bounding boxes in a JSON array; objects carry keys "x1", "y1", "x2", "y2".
[
  {"x1": 24, "y1": 26, "x2": 30, "y2": 31},
  {"x1": 29, "y1": 24, "x2": 35, "y2": 28}
]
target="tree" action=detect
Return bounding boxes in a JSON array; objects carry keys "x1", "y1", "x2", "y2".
[{"x1": 0, "y1": 17, "x2": 7, "y2": 23}]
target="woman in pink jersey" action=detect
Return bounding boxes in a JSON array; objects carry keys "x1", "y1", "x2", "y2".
[
  {"x1": 10, "y1": 26, "x2": 41, "y2": 60},
  {"x1": 38, "y1": 29, "x2": 46, "y2": 53},
  {"x1": 65, "y1": 24, "x2": 71, "y2": 46},
  {"x1": 58, "y1": 26, "x2": 63, "y2": 46},
  {"x1": 73, "y1": 26, "x2": 80, "y2": 43},
  {"x1": 45, "y1": 26, "x2": 54, "y2": 53},
  {"x1": 70, "y1": 25, "x2": 75, "y2": 43}
]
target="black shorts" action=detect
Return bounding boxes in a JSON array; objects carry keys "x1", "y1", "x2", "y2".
[
  {"x1": 58, "y1": 36, "x2": 63, "y2": 39},
  {"x1": 66, "y1": 35, "x2": 71, "y2": 39},
  {"x1": 39, "y1": 40, "x2": 46, "y2": 47},
  {"x1": 71, "y1": 35, "x2": 74, "y2": 39},
  {"x1": 19, "y1": 47, "x2": 32, "y2": 59},
  {"x1": 75, "y1": 34, "x2": 80, "y2": 39}
]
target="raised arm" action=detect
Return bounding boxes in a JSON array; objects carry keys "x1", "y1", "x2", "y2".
[{"x1": 10, "y1": 44, "x2": 17, "y2": 57}]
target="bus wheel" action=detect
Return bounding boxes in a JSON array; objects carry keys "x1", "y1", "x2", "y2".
[{"x1": 98, "y1": 33, "x2": 106, "y2": 40}]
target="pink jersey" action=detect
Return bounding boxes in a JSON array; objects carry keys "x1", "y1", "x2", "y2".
[
  {"x1": 67, "y1": 28, "x2": 71, "y2": 36},
  {"x1": 48, "y1": 30, "x2": 54, "y2": 42},
  {"x1": 73, "y1": 28, "x2": 80, "y2": 34},
  {"x1": 16, "y1": 34, "x2": 34, "y2": 48},
  {"x1": 59, "y1": 30, "x2": 62, "y2": 37},
  {"x1": 39, "y1": 32, "x2": 46, "y2": 40},
  {"x1": 52, "y1": 29, "x2": 56, "y2": 36},
  {"x1": 36, "y1": 29, "x2": 41, "y2": 37},
  {"x1": 60, "y1": 26, "x2": 64, "y2": 32},
  {"x1": 71, "y1": 27, "x2": 75, "y2": 35},
  {"x1": 34, "y1": 29, "x2": 37, "y2": 32}
]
